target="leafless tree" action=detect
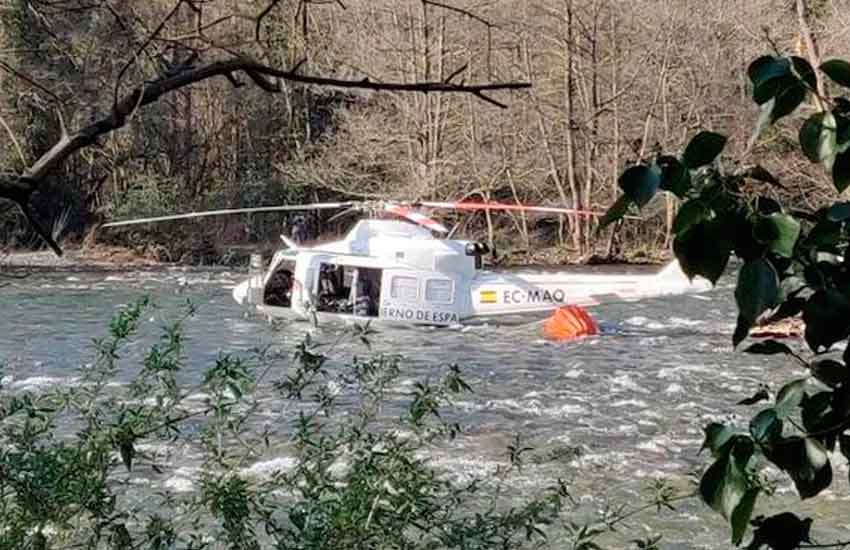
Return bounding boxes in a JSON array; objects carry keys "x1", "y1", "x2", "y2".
[
  {"x1": 3, "y1": 0, "x2": 849, "y2": 261},
  {"x1": 0, "y1": 0, "x2": 529, "y2": 255}
]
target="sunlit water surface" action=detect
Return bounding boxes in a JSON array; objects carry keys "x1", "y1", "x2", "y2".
[{"x1": 2, "y1": 267, "x2": 849, "y2": 549}]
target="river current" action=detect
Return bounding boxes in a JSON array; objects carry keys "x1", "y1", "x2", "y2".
[{"x1": 2, "y1": 267, "x2": 849, "y2": 548}]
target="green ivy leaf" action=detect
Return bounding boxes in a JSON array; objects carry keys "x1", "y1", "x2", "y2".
[
  {"x1": 837, "y1": 112, "x2": 850, "y2": 145},
  {"x1": 733, "y1": 258, "x2": 781, "y2": 347},
  {"x1": 771, "y1": 437, "x2": 832, "y2": 499},
  {"x1": 683, "y1": 131, "x2": 727, "y2": 169},
  {"x1": 731, "y1": 489, "x2": 759, "y2": 546},
  {"x1": 700, "y1": 422, "x2": 737, "y2": 458},
  {"x1": 618, "y1": 165, "x2": 660, "y2": 208},
  {"x1": 821, "y1": 59, "x2": 850, "y2": 88},
  {"x1": 775, "y1": 378, "x2": 807, "y2": 419},
  {"x1": 755, "y1": 196, "x2": 782, "y2": 215},
  {"x1": 799, "y1": 112, "x2": 837, "y2": 164},
  {"x1": 725, "y1": 213, "x2": 765, "y2": 261},
  {"x1": 826, "y1": 202, "x2": 850, "y2": 221},
  {"x1": 738, "y1": 387, "x2": 770, "y2": 406},
  {"x1": 743, "y1": 340, "x2": 793, "y2": 356},
  {"x1": 810, "y1": 359, "x2": 849, "y2": 388},
  {"x1": 797, "y1": 437, "x2": 832, "y2": 498},
  {"x1": 748, "y1": 513, "x2": 813, "y2": 550},
  {"x1": 748, "y1": 56, "x2": 792, "y2": 104},
  {"x1": 753, "y1": 214, "x2": 800, "y2": 258},
  {"x1": 597, "y1": 194, "x2": 632, "y2": 231},
  {"x1": 791, "y1": 56, "x2": 818, "y2": 90},
  {"x1": 803, "y1": 289, "x2": 850, "y2": 352},
  {"x1": 801, "y1": 391, "x2": 836, "y2": 446},
  {"x1": 832, "y1": 149, "x2": 850, "y2": 193},
  {"x1": 750, "y1": 409, "x2": 782, "y2": 444},
  {"x1": 699, "y1": 437, "x2": 758, "y2": 543},
  {"x1": 673, "y1": 218, "x2": 732, "y2": 284},
  {"x1": 749, "y1": 56, "x2": 789, "y2": 86},
  {"x1": 770, "y1": 79, "x2": 807, "y2": 123},
  {"x1": 657, "y1": 155, "x2": 691, "y2": 198},
  {"x1": 807, "y1": 220, "x2": 842, "y2": 249},
  {"x1": 672, "y1": 200, "x2": 711, "y2": 235},
  {"x1": 768, "y1": 296, "x2": 806, "y2": 325}
]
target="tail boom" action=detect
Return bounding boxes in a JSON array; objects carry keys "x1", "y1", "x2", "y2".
[{"x1": 467, "y1": 261, "x2": 709, "y2": 318}]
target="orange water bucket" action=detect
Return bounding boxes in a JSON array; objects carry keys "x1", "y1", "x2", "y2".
[{"x1": 542, "y1": 305, "x2": 598, "y2": 341}]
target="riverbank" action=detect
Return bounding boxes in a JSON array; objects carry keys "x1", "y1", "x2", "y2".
[
  {"x1": 2, "y1": 246, "x2": 171, "y2": 271},
  {"x1": 2, "y1": 240, "x2": 669, "y2": 272}
]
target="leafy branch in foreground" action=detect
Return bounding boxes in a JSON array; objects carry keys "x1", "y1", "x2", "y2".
[
  {"x1": 0, "y1": 298, "x2": 685, "y2": 550},
  {"x1": 602, "y1": 49, "x2": 850, "y2": 548}
]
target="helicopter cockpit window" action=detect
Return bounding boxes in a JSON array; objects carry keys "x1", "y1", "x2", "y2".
[
  {"x1": 263, "y1": 259, "x2": 296, "y2": 307},
  {"x1": 316, "y1": 263, "x2": 382, "y2": 317}
]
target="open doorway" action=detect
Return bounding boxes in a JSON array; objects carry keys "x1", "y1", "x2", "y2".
[
  {"x1": 315, "y1": 263, "x2": 382, "y2": 317},
  {"x1": 263, "y1": 259, "x2": 295, "y2": 307}
]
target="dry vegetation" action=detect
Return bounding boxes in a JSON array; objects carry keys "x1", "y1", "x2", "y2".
[{"x1": 0, "y1": 0, "x2": 848, "y2": 262}]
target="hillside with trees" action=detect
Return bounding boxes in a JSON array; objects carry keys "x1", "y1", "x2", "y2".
[{"x1": 0, "y1": 0, "x2": 848, "y2": 262}]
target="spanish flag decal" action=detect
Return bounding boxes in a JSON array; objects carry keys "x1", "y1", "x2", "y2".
[{"x1": 479, "y1": 290, "x2": 497, "y2": 304}]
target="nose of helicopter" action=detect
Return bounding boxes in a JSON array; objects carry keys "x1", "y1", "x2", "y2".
[
  {"x1": 232, "y1": 279, "x2": 249, "y2": 305},
  {"x1": 232, "y1": 275, "x2": 265, "y2": 306}
]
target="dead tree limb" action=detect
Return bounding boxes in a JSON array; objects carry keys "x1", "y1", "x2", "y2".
[
  {"x1": 0, "y1": 56, "x2": 530, "y2": 255},
  {"x1": 795, "y1": 0, "x2": 826, "y2": 110}
]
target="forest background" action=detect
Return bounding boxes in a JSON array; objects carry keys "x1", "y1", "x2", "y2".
[{"x1": 1, "y1": 0, "x2": 848, "y2": 264}]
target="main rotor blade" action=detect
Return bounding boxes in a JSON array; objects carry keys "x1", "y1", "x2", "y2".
[
  {"x1": 101, "y1": 202, "x2": 356, "y2": 228},
  {"x1": 418, "y1": 200, "x2": 642, "y2": 220},
  {"x1": 384, "y1": 203, "x2": 449, "y2": 233}
]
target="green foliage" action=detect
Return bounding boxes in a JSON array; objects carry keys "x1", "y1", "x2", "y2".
[
  {"x1": 734, "y1": 259, "x2": 781, "y2": 346},
  {"x1": 682, "y1": 131, "x2": 728, "y2": 169},
  {"x1": 820, "y1": 59, "x2": 850, "y2": 88},
  {"x1": 0, "y1": 299, "x2": 682, "y2": 549},
  {"x1": 604, "y1": 51, "x2": 850, "y2": 548},
  {"x1": 618, "y1": 165, "x2": 661, "y2": 208}
]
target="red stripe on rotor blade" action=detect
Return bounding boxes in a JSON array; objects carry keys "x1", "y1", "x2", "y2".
[
  {"x1": 384, "y1": 204, "x2": 448, "y2": 232},
  {"x1": 419, "y1": 201, "x2": 640, "y2": 220}
]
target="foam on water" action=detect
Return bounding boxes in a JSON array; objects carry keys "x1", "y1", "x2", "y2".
[
  {"x1": 609, "y1": 374, "x2": 649, "y2": 394},
  {"x1": 241, "y1": 457, "x2": 297, "y2": 479},
  {"x1": 9, "y1": 375, "x2": 80, "y2": 391},
  {"x1": 164, "y1": 466, "x2": 200, "y2": 492},
  {"x1": 0, "y1": 267, "x2": 817, "y2": 549}
]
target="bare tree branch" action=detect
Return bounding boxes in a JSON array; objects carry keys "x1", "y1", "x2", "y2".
[
  {"x1": 256, "y1": 0, "x2": 283, "y2": 42},
  {"x1": 0, "y1": 55, "x2": 530, "y2": 255},
  {"x1": 17, "y1": 200, "x2": 62, "y2": 256},
  {"x1": 0, "y1": 112, "x2": 27, "y2": 166},
  {"x1": 0, "y1": 59, "x2": 63, "y2": 102},
  {"x1": 422, "y1": 0, "x2": 495, "y2": 28},
  {"x1": 795, "y1": 0, "x2": 826, "y2": 110},
  {"x1": 113, "y1": 0, "x2": 185, "y2": 109}
]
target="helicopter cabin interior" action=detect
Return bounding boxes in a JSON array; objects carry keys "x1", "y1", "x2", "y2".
[
  {"x1": 263, "y1": 256, "x2": 296, "y2": 308},
  {"x1": 314, "y1": 262, "x2": 382, "y2": 317}
]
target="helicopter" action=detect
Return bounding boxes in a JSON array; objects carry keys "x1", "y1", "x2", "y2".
[{"x1": 102, "y1": 199, "x2": 712, "y2": 328}]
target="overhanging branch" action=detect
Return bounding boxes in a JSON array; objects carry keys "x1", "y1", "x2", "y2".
[{"x1": 0, "y1": 56, "x2": 531, "y2": 255}]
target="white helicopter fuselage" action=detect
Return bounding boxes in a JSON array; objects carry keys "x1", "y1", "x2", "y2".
[{"x1": 232, "y1": 219, "x2": 711, "y2": 326}]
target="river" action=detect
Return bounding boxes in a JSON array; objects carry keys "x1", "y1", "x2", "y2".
[{"x1": 1, "y1": 266, "x2": 848, "y2": 549}]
